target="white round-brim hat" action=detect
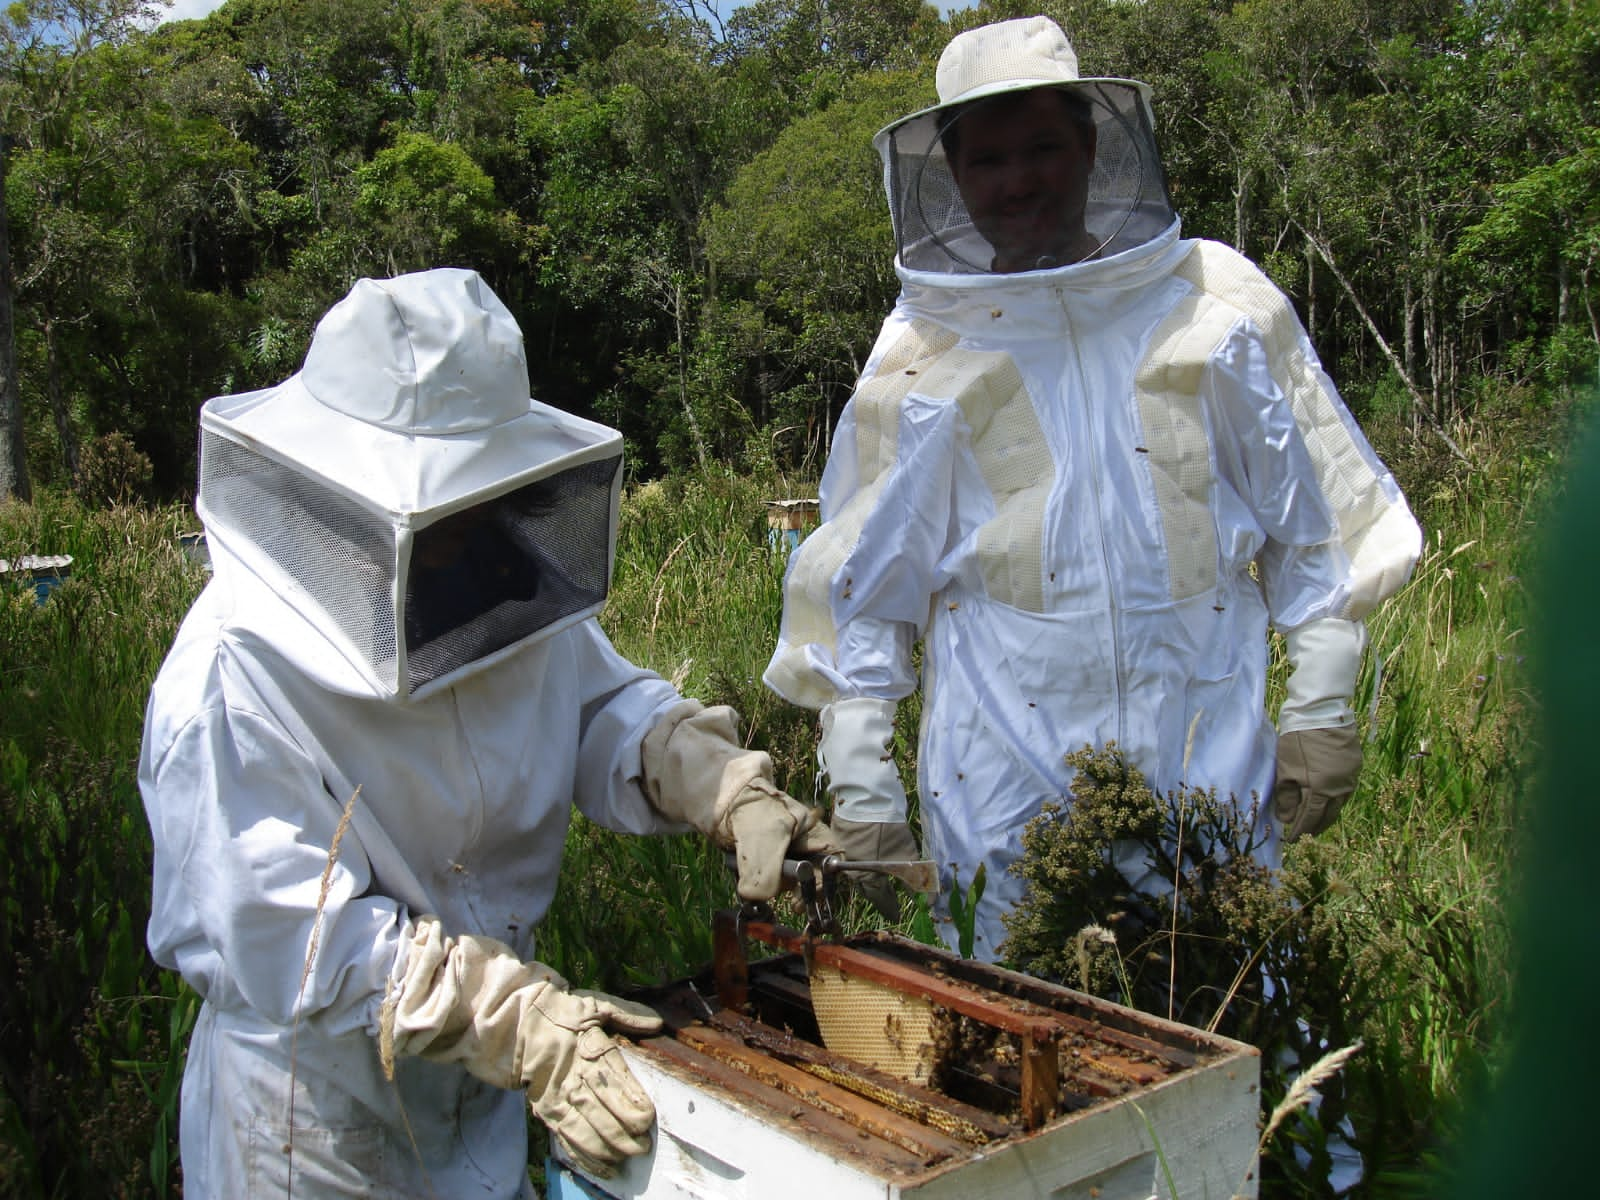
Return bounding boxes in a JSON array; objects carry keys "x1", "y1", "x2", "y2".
[{"x1": 873, "y1": 15, "x2": 1153, "y2": 156}]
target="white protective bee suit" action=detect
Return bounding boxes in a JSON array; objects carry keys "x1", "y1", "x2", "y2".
[
  {"x1": 764, "y1": 18, "x2": 1420, "y2": 962},
  {"x1": 140, "y1": 269, "x2": 831, "y2": 1198}
]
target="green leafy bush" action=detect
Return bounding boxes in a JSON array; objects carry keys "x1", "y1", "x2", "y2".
[{"x1": 1002, "y1": 744, "x2": 1379, "y2": 1197}]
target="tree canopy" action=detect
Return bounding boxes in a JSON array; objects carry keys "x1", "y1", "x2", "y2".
[{"x1": 0, "y1": 0, "x2": 1594, "y2": 499}]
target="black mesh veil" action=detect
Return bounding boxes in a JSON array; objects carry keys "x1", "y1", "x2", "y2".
[
  {"x1": 877, "y1": 81, "x2": 1175, "y2": 275},
  {"x1": 401, "y1": 456, "x2": 619, "y2": 694}
]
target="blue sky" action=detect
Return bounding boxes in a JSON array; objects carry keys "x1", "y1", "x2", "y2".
[{"x1": 160, "y1": 0, "x2": 225, "y2": 19}]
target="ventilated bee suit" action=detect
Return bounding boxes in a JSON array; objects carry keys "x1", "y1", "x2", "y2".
[
  {"x1": 140, "y1": 269, "x2": 831, "y2": 1198},
  {"x1": 764, "y1": 18, "x2": 1420, "y2": 962}
]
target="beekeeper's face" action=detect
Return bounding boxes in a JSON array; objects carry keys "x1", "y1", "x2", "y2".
[{"x1": 947, "y1": 88, "x2": 1097, "y2": 273}]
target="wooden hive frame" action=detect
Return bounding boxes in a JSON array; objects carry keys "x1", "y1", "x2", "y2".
[{"x1": 555, "y1": 916, "x2": 1263, "y2": 1200}]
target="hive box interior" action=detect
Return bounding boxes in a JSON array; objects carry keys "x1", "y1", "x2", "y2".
[{"x1": 558, "y1": 924, "x2": 1262, "y2": 1200}]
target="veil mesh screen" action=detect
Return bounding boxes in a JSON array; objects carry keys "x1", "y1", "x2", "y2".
[
  {"x1": 402, "y1": 454, "x2": 619, "y2": 694},
  {"x1": 884, "y1": 81, "x2": 1174, "y2": 274},
  {"x1": 199, "y1": 434, "x2": 399, "y2": 685},
  {"x1": 200, "y1": 432, "x2": 620, "y2": 697}
]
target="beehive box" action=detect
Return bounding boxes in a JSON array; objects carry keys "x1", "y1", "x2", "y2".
[{"x1": 555, "y1": 925, "x2": 1261, "y2": 1200}]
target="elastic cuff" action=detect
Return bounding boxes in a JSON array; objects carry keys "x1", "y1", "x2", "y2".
[
  {"x1": 832, "y1": 787, "x2": 907, "y2": 823},
  {"x1": 819, "y1": 697, "x2": 908, "y2": 822}
]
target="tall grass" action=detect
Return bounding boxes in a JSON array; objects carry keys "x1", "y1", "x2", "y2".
[
  {"x1": 1, "y1": 493, "x2": 207, "y2": 1197},
  {"x1": 1278, "y1": 403, "x2": 1560, "y2": 1192},
  {"x1": 0, "y1": 393, "x2": 1567, "y2": 1194}
]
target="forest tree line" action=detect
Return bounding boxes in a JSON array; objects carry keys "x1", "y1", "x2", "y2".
[{"x1": 0, "y1": 0, "x2": 1595, "y2": 503}]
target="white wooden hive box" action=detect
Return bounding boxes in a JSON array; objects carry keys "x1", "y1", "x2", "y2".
[{"x1": 556, "y1": 927, "x2": 1261, "y2": 1200}]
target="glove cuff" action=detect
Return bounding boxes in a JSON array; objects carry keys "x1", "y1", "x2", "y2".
[
  {"x1": 641, "y1": 699, "x2": 773, "y2": 842},
  {"x1": 1279, "y1": 617, "x2": 1366, "y2": 733},
  {"x1": 381, "y1": 915, "x2": 553, "y2": 1087},
  {"x1": 819, "y1": 696, "x2": 909, "y2": 823}
]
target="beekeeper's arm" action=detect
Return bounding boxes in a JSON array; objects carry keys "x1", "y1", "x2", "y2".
[
  {"x1": 140, "y1": 699, "x2": 663, "y2": 1175},
  {"x1": 382, "y1": 916, "x2": 660, "y2": 1178},
  {"x1": 560, "y1": 618, "x2": 837, "y2": 903},
  {"x1": 1209, "y1": 317, "x2": 1369, "y2": 841},
  {"x1": 637, "y1": 701, "x2": 838, "y2": 901},
  {"x1": 763, "y1": 346, "x2": 964, "y2": 880},
  {"x1": 1274, "y1": 617, "x2": 1367, "y2": 841}
]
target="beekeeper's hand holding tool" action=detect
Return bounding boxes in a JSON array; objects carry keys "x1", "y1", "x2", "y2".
[
  {"x1": 642, "y1": 699, "x2": 840, "y2": 902},
  {"x1": 381, "y1": 917, "x2": 663, "y2": 1177}
]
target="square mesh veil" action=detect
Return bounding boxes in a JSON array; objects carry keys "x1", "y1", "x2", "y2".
[
  {"x1": 401, "y1": 454, "x2": 620, "y2": 694},
  {"x1": 200, "y1": 431, "x2": 621, "y2": 698},
  {"x1": 199, "y1": 434, "x2": 401, "y2": 689}
]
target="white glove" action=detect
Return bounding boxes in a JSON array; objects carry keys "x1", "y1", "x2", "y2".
[
  {"x1": 1274, "y1": 617, "x2": 1367, "y2": 842},
  {"x1": 381, "y1": 917, "x2": 663, "y2": 1177},
  {"x1": 818, "y1": 696, "x2": 910, "y2": 822},
  {"x1": 642, "y1": 701, "x2": 838, "y2": 901},
  {"x1": 1278, "y1": 617, "x2": 1366, "y2": 733}
]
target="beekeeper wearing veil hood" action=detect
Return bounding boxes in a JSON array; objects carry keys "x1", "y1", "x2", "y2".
[
  {"x1": 140, "y1": 267, "x2": 835, "y2": 1198},
  {"x1": 765, "y1": 17, "x2": 1420, "y2": 960}
]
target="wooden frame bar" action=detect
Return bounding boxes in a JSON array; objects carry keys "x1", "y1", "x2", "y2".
[{"x1": 739, "y1": 921, "x2": 1063, "y2": 1127}]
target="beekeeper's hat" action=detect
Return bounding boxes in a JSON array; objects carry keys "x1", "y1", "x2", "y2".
[
  {"x1": 197, "y1": 268, "x2": 623, "y2": 700},
  {"x1": 873, "y1": 16, "x2": 1152, "y2": 156}
]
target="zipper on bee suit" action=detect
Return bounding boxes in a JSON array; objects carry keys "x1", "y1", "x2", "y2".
[{"x1": 1058, "y1": 288, "x2": 1126, "y2": 748}]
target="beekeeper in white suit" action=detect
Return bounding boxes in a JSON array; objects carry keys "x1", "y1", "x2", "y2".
[
  {"x1": 139, "y1": 267, "x2": 835, "y2": 1198},
  {"x1": 765, "y1": 16, "x2": 1421, "y2": 958}
]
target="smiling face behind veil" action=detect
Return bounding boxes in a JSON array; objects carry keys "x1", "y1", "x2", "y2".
[
  {"x1": 943, "y1": 87, "x2": 1100, "y2": 274},
  {"x1": 872, "y1": 18, "x2": 1176, "y2": 277}
]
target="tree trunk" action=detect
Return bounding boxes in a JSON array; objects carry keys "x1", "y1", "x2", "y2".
[
  {"x1": 1427, "y1": 266, "x2": 1443, "y2": 420},
  {"x1": 1304, "y1": 233, "x2": 1318, "y2": 341},
  {"x1": 1234, "y1": 163, "x2": 1249, "y2": 251},
  {"x1": 1290, "y1": 216, "x2": 1469, "y2": 464},
  {"x1": 1557, "y1": 239, "x2": 1571, "y2": 326},
  {"x1": 0, "y1": 133, "x2": 32, "y2": 502},
  {"x1": 44, "y1": 316, "x2": 79, "y2": 481},
  {"x1": 1403, "y1": 278, "x2": 1415, "y2": 386},
  {"x1": 1420, "y1": 277, "x2": 1437, "y2": 420},
  {"x1": 1585, "y1": 263, "x2": 1599, "y2": 361},
  {"x1": 672, "y1": 278, "x2": 709, "y2": 472}
]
